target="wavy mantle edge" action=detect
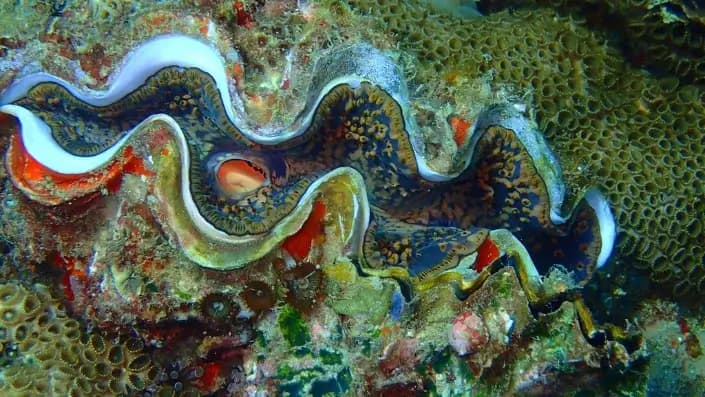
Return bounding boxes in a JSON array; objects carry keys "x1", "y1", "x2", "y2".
[{"x1": 0, "y1": 33, "x2": 616, "y2": 269}]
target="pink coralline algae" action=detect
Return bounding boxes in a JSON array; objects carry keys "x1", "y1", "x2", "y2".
[
  {"x1": 380, "y1": 338, "x2": 420, "y2": 377},
  {"x1": 449, "y1": 311, "x2": 489, "y2": 356}
]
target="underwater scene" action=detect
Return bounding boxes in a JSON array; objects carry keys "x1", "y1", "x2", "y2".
[{"x1": 0, "y1": 0, "x2": 704, "y2": 395}]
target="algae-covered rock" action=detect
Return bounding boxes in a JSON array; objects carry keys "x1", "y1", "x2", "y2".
[{"x1": 324, "y1": 259, "x2": 397, "y2": 324}]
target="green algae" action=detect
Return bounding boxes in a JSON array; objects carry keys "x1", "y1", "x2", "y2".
[
  {"x1": 278, "y1": 305, "x2": 311, "y2": 348},
  {"x1": 278, "y1": 366, "x2": 351, "y2": 396},
  {"x1": 255, "y1": 330, "x2": 268, "y2": 349},
  {"x1": 277, "y1": 363, "x2": 296, "y2": 380},
  {"x1": 319, "y1": 349, "x2": 343, "y2": 366}
]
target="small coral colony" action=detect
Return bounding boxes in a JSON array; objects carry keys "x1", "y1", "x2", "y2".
[{"x1": 0, "y1": 0, "x2": 703, "y2": 395}]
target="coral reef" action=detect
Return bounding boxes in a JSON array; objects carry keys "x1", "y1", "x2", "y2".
[{"x1": 1, "y1": 0, "x2": 700, "y2": 395}]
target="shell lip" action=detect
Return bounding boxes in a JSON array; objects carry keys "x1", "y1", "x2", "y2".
[{"x1": 583, "y1": 188, "x2": 616, "y2": 269}]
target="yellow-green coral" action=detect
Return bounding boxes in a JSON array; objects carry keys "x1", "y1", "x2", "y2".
[{"x1": 347, "y1": 1, "x2": 705, "y2": 296}]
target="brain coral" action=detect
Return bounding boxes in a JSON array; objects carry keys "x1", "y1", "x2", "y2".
[{"x1": 347, "y1": 1, "x2": 705, "y2": 297}]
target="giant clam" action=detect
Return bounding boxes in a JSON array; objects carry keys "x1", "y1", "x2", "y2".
[{"x1": 1, "y1": 34, "x2": 617, "y2": 339}]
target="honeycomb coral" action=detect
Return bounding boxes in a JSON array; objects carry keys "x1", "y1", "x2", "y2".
[
  {"x1": 347, "y1": 1, "x2": 705, "y2": 297},
  {"x1": 0, "y1": 282, "x2": 156, "y2": 395},
  {"x1": 480, "y1": 0, "x2": 705, "y2": 86}
]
